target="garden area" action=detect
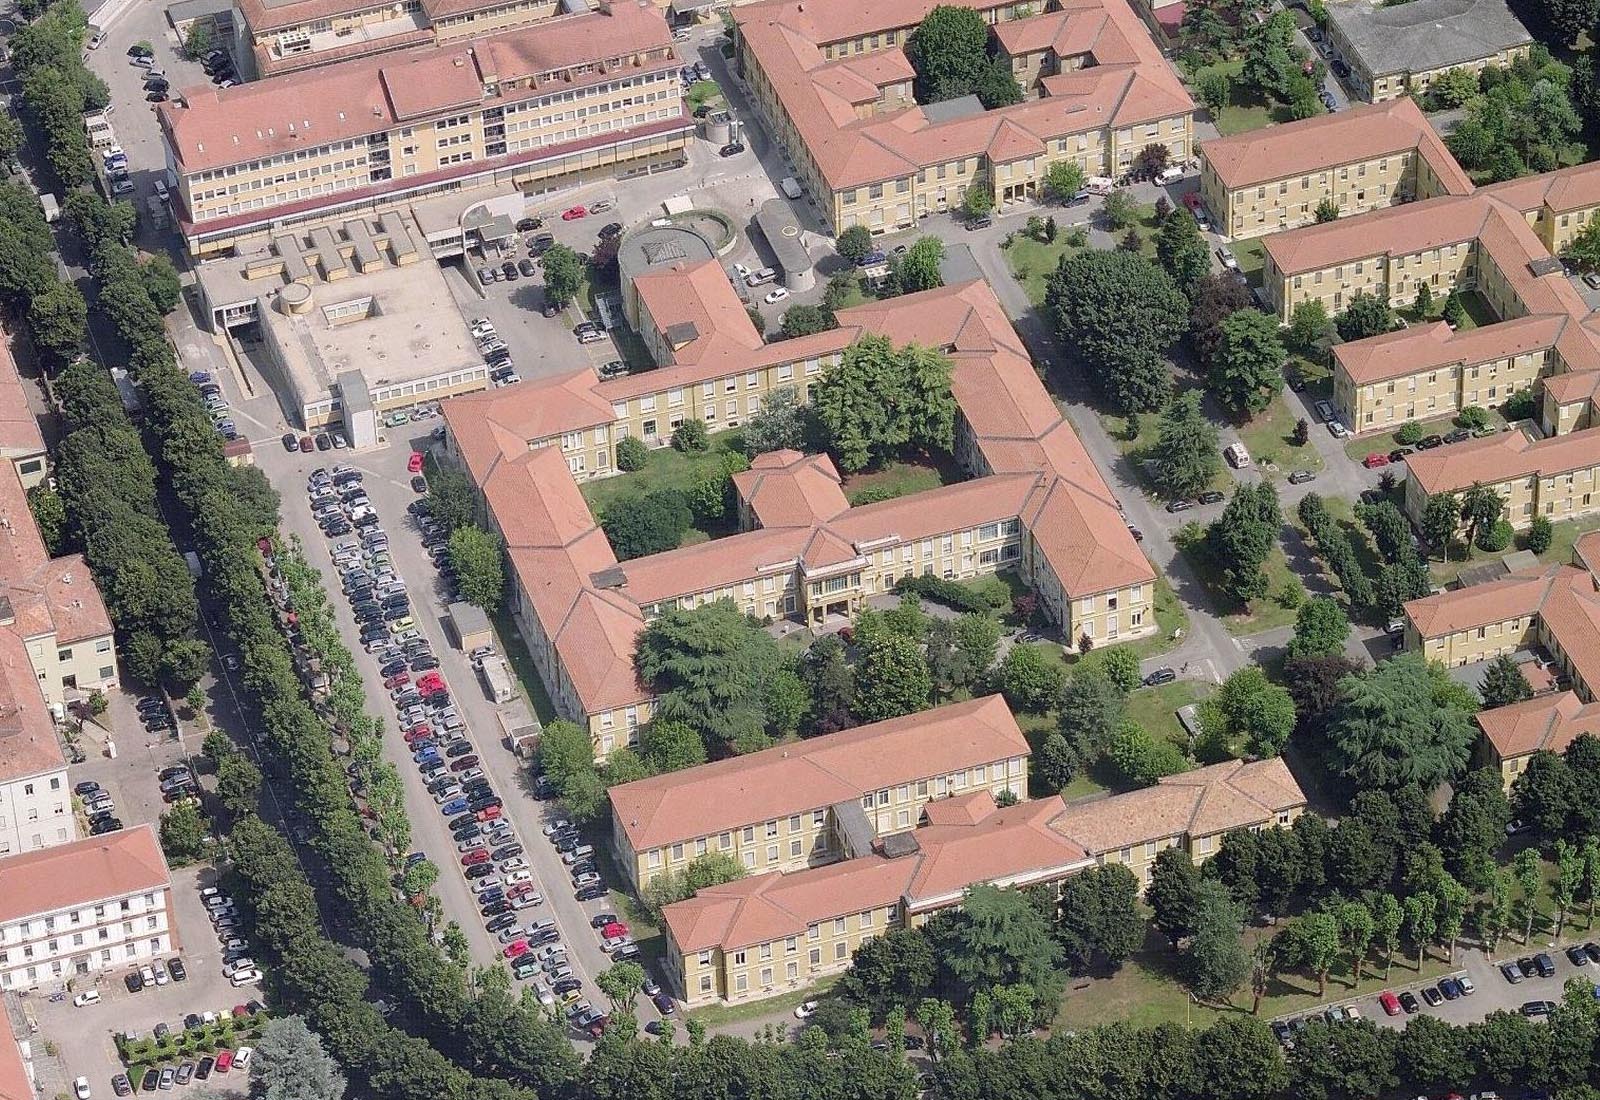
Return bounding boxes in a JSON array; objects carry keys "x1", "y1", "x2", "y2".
[
  {"x1": 117, "y1": 1008, "x2": 269, "y2": 1085},
  {"x1": 1004, "y1": 201, "x2": 1165, "y2": 306},
  {"x1": 1236, "y1": 392, "x2": 1323, "y2": 478},
  {"x1": 1177, "y1": 532, "x2": 1304, "y2": 636},
  {"x1": 1189, "y1": 59, "x2": 1308, "y2": 137},
  {"x1": 840, "y1": 454, "x2": 962, "y2": 505},
  {"x1": 1428, "y1": 512, "x2": 1600, "y2": 589}
]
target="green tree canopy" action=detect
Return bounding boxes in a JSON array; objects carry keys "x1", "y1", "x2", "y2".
[
  {"x1": 1150, "y1": 391, "x2": 1221, "y2": 500},
  {"x1": 1208, "y1": 310, "x2": 1285, "y2": 414},
  {"x1": 447, "y1": 524, "x2": 504, "y2": 610},
  {"x1": 812, "y1": 334, "x2": 956, "y2": 472},
  {"x1": 1326, "y1": 653, "x2": 1478, "y2": 793},
  {"x1": 635, "y1": 601, "x2": 788, "y2": 751},
  {"x1": 1045, "y1": 250, "x2": 1187, "y2": 412},
  {"x1": 1287, "y1": 596, "x2": 1350, "y2": 661},
  {"x1": 540, "y1": 244, "x2": 583, "y2": 308}
]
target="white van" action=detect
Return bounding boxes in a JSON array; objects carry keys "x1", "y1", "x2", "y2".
[
  {"x1": 1156, "y1": 166, "x2": 1184, "y2": 185},
  {"x1": 1224, "y1": 441, "x2": 1252, "y2": 468},
  {"x1": 1085, "y1": 176, "x2": 1115, "y2": 195}
]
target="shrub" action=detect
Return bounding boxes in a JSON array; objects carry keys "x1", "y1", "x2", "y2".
[
  {"x1": 1478, "y1": 519, "x2": 1514, "y2": 552},
  {"x1": 895, "y1": 573, "x2": 993, "y2": 614},
  {"x1": 1502, "y1": 389, "x2": 1538, "y2": 422},
  {"x1": 671, "y1": 418, "x2": 709, "y2": 452},
  {"x1": 616, "y1": 436, "x2": 649, "y2": 471},
  {"x1": 1394, "y1": 422, "x2": 1424, "y2": 445},
  {"x1": 1525, "y1": 513, "x2": 1554, "y2": 555},
  {"x1": 1455, "y1": 405, "x2": 1490, "y2": 430}
]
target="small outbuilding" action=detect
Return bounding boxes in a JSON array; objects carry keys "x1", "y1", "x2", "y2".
[{"x1": 446, "y1": 601, "x2": 493, "y2": 652}]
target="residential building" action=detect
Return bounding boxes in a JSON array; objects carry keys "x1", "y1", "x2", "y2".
[
  {"x1": 440, "y1": 278, "x2": 1154, "y2": 753},
  {"x1": 0, "y1": 625, "x2": 73, "y2": 858},
  {"x1": 1196, "y1": 98, "x2": 1471, "y2": 240},
  {"x1": 663, "y1": 791, "x2": 1094, "y2": 1004},
  {"x1": 157, "y1": 0, "x2": 692, "y2": 256},
  {"x1": 661, "y1": 756, "x2": 1307, "y2": 1006},
  {"x1": 1046, "y1": 757, "x2": 1306, "y2": 885},
  {"x1": 608, "y1": 695, "x2": 1030, "y2": 891},
  {"x1": 1474, "y1": 690, "x2": 1600, "y2": 789},
  {"x1": 0, "y1": 826, "x2": 175, "y2": 991},
  {"x1": 731, "y1": 0, "x2": 1193, "y2": 235},
  {"x1": 1323, "y1": 0, "x2": 1532, "y2": 103},
  {"x1": 1403, "y1": 424, "x2": 1600, "y2": 533}
]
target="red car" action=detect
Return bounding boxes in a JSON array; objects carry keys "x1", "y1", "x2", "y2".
[
  {"x1": 477, "y1": 805, "x2": 503, "y2": 822},
  {"x1": 407, "y1": 451, "x2": 424, "y2": 474},
  {"x1": 384, "y1": 673, "x2": 411, "y2": 689},
  {"x1": 461, "y1": 849, "x2": 491, "y2": 867},
  {"x1": 1362, "y1": 452, "x2": 1391, "y2": 468},
  {"x1": 561, "y1": 205, "x2": 587, "y2": 220},
  {"x1": 215, "y1": 1051, "x2": 235, "y2": 1074},
  {"x1": 404, "y1": 728, "x2": 433, "y2": 745},
  {"x1": 417, "y1": 671, "x2": 445, "y2": 688},
  {"x1": 600, "y1": 921, "x2": 629, "y2": 939},
  {"x1": 406, "y1": 722, "x2": 432, "y2": 738},
  {"x1": 1378, "y1": 991, "x2": 1401, "y2": 1016},
  {"x1": 504, "y1": 939, "x2": 530, "y2": 959},
  {"x1": 420, "y1": 682, "x2": 447, "y2": 698},
  {"x1": 298, "y1": 436, "x2": 314, "y2": 453}
]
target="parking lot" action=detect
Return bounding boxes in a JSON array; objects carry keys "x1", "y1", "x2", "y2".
[
  {"x1": 251, "y1": 427, "x2": 672, "y2": 1043},
  {"x1": 26, "y1": 865, "x2": 253, "y2": 1100},
  {"x1": 1273, "y1": 937, "x2": 1600, "y2": 1039}
]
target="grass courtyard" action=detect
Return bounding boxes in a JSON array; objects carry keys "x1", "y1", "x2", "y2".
[
  {"x1": 1236, "y1": 392, "x2": 1323, "y2": 479},
  {"x1": 1189, "y1": 60, "x2": 1316, "y2": 138},
  {"x1": 1003, "y1": 202, "x2": 1166, "y2": 305}
]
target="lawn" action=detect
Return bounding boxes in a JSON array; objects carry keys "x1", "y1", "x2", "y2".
[
  {"x1": 1192, "y1": 60, "x2": 1313, "y2": 137},
  {"x1": 1003, "y1": 203, "x2": 1165, "y2": 305},
  {"x1": 689, "y1": 975, "x2": 841, "y2": 1028},
  {"x1": 1100, "y1": 399, "x2": 1235, "y2": 498},
  {"x1": 579, "y1": 431, "x2": 747, "y2": 515},
  {"x1": 1429, "y1": 513, "x2": 1600, "y2": 588},
  {"x1": 1230, "y1": 236, "x2": 1266, "y2": 289},
  {"x1": 1341, "y1": 408, "x2": 1504, "y2": 461},
  {"x1": 1180, "y1": 540, "x2": 1303, "y2": 636},
  {"x1": 1125, "y1": 679, "x2": 1213, "y2": 751},
  {"x1": 841, "y1": 455, "x2": 961, "y2": 505},
  {"x1": 1054, "y1": 933, "x2": 1463, "y2": 1032},
  {"x1": 1235, "y1": 392, "x2": 1322, "y2": 478},
  {"x1": 686, "y1": 79, "x2": 725, "y2": 114},
  {"x1": 490, "y1": 604, "x2": 557, "y2": 723}
]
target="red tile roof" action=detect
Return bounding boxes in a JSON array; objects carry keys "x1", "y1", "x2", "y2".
[
  {"x1": 0, "y1": 825, "x2": 169, "y2": 925},
  {"x1": 1476, "y1": 690, "x2": 1600, "y2": 761},
  {"x1": 610, "y1": 695, "x2": 1028, "y2": 853}
]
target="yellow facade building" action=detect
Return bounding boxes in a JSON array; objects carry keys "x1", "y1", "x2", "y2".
[{"x1": 732, "y1": 0, "x2": 1193, "y2": 235}]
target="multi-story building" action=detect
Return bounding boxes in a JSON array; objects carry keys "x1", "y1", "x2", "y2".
[
  {"x1": 1403, "y1": 424, "x2": 1600, "y2": 533},
  {"x1": 608, "y1": 695, "x2": 1029, "y2": 891},
  {"x1": 0, "y1": 625, "x2": 73, "y2": 858},
  {"x1": 0, "y1": 825, "x2": 175, "y2": 991},
  {"x1": 1323, "y1": 0, "x2": 1531, "y2": 104},
  {"x1": 661, "y1": 755, "x2": 1307, "y2": 1006},
  {"x1": 731, "y1": 0, "x2": 1193, "y2": 235},
  {"x1": 1046, "y1": 757, "x2": 1306, "y2": 886},
  {"x1": 1474, "y1": 690, "x2": 1600, "y2": 790},
  {"x1": 0, "y1": 341, "x2": 116, "y2": 711},
  {"x1": 158, "y1": 0, "x2": 692, "y2": 256},
  {"x1": 1197, "y1": 98, "x2": 1471, "y2": 240},
  {"x1": 440, "y1": 276, "x2": 1154, "y2": 753}
]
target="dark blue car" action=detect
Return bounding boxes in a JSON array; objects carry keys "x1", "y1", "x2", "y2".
[
  {"x1": 414, "y1": 748, "x2": 442, "y2": 766},
  {"x1": 440, "y1": 798, "x2": 470, "y2": 816}
]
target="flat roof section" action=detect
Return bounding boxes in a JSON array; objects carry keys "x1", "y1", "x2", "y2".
[{"x1": 755, "y1": 198, "x2": 813, "y2": 280}]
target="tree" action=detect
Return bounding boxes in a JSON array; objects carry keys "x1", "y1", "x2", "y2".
[
  {"x1": 1208, "y1": 481, "x2": 1283, "y2": 605},
  {"x1": 1210, "y1": 666, "x2": 1296, "y2": 757},
  {"x1": 183, "y1": 21, "x2": 212, "y2": 59},
  {"x1": 1326, "y1": 653, "x2": 1477, "y2": 792},
  {"x1": 897, "y1": 236, "x2": 944, "y2": 293},
  {"x1": 0, "y1": 114, "x2": 21, "y2": 161},
  {"x1": 1034, "y1": 730, "x2": 1079, "y2": 792},
  {"x1": 1554, "y1": 839, "x2": 1583, "y2": 936},
  {"x1": 1107, "y1": 720, "x2": 1188, "y2": 786},
  {"x1": 1208, "y1": 310, "x2": 1284, "y2": 414},
  {"x1": 1335, "y1": 291, "x2": 1394, "y2": 342},
  {"x1": 1436, "y1": 766, "x2": 1511, "y2": 890},
  {"x1": 250, "y1": 1016, "x2": 345, "y2": 1100},
  {"x1": 1057, "y1": 666, "x2": 1125, "y2": 760},
  {"x1": 1287, "y1": 597, "x2": 1350, "y2": 660},
  {"x1": 1516, "y1": 847, "x2": 1544, "y2": 942},
  {"x1": 602, "y1": 489, "x2": 691, "y2": 559},
  {"x1": 615, "y1": 435, "x2": 649, "y2": 472},
  {"x1": 1053, "y1": 865, "x2": 1142, "y2": 973},
  {"x1": 840, "y1": 927, "x2": 936, "y2": 1019},
  {"x1": 540, "y1": 245, "x2": 583, "y2": 309},
  {"x1": 998, "y1": 644, "x2": 1065, "y2": 712},
  {"x1": 1149, "y1": 391, "x2": 1221, "y2": 499},
  {"x1": 671, "y1": 418, "x2": 709, "y2": 453},
  {"x1": 1513, "y1": 750, "x2": 1577, "y2": 842},
  {"x1": 853, "y1": 628, "x2": 931, "y2": 721},
  {"x1": 780, "y1": 304, "x2": 838, "y2": 339},
  {"x1": 139, "y1": 255, "x2": 182, "y2": 314},
  {"x1": 1195, "y1": 67, "x2": 1230, "y2": 114},
  {"x1": 1185, "y1": 880, "x2": 1249, "y2": 1001},
  {"x1": 634, "y1": 601, "x2": 788, "y2": 749},
  {"x1": 159, "y1": 800, "x2": 206, "y2": 862},
  {"x1": 1441, "y1": 289, "x2": 1466, "y2": 328},
  {"x1": 1155, "y1": 209, "x2": 1210, "y2": 294},
  {"x1": 1526, "y1": 513, "x2": 1554, "y2": 555},
  {"x1": 641, "y1": 852, "x2": 748, "y2": 916},
  {"x1": 1190, "y1": 271, "x2": 1255, "y2": 364},
  {"x1": 1280, "y1": 910, "x2": 1342, "y2": 995},
  {"x1": 1460, "y1": 483, "x2": 1504, "y2": 550},
  {"x1": 1042, "y1": 160, "x2": 1086, "y2": 202},
  {"x1": 742, "y1": 386, "x2": 810, "y2": 456},
  {"x1": 934, "y1": 883, "x2": 1061, "y2": 998},
  {"x1": 1118, "y1": 228, "x2": 1144, "y2": 253},
  {"x1": 27, "y1": 280, "x2": 87, "y2": 362},
  {"x1": 812, "y1": 334, "x2": 956, "y2": 472},
  {"x1": 638, "y1": 719, "x2": 707, "y2": 773},
  {"x1": 1566, "y1": 218, "x2": 1600, "y2": 271},
  {"x1": 1046, "y1": 250, "x2": 1186, "y2": 412},
  {"x1": 836, "y1": 225, "x2": 873, "y2": 265},
  {"x1": 1099, "y1": 646, "x2": 1141, "y2": 694},
  {"x1": 1148, "y1": 846, "x2": 1202, "y2": 946},
  {"x1": 798, "y1": 634, "x2": 855, "y2": 734},
  {"x1": 447, "y1": 525, "x2": 504, "y2": 610},
  {"x1": 1101, "y1": 191, "x2": 1137, "y2": 230},
  {"x1": 1421, "y1": 491, "x2": 1460, "y2": 556},
  {"x1": 905, "y1": 5, "x2": 1018, "y2": 106},
  {"x1": 1480, "y1": 653, "x2": 1533, "y2": 708},
  {"x1": 160, "y1": 639, "x2": 212, "y2": 688},
  {"x1": 215, "y1": 752, "x2": 263, "y2": 816},
  {"x1": 1289, "y1": 299, "x2": 1331, "y2": 354},
  {"x1": 1313, "y1": 197, "x2": 1340, "y2": 223},
  {"x1": 1241, "y1": 10, "x2": 1300, "y2": 100},
  {"x1": 596, "y1": 962, "x2": 646, "y2": 1012},
  {"x1": 27, "y1": 485, "x2": 68, "y2": 556}
]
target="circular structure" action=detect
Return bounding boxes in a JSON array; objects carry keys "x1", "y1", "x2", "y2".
[
  {"x1": 277, "y1": 281, "x2": 314, "y2": 314},
  {"x1": 617, "y1": 223, "x2": 717, "y2": 290}
]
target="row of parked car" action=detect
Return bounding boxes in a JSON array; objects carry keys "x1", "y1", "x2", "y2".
[
  {"x1": 200, "y1": 886, "x2": 263, "y2": 987},
  {"x1": 186, "y1": 371, "x2": 239, "y2": 442},
  {"x1": 109, "y1": 1038, "x2": 252, "y2": 1097},
  {"x1": 470, "y1": 318, "x2": 521, "y2": 388}
]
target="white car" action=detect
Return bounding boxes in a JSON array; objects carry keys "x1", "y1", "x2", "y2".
[
  {"x1": 235, "y1": 1047, "x2": 254, "y2": 1068},
  {"x1": 1328, "y1": 419, "x2": 1351, "y2": 439},
  {"x1": 542, "y1": 819, "x2": 572, "y2": 836},
  {"x1": 223, "y1": 958, "x2": 256, "y2": 978},
  {"x1": 498, "y1": 857, "x2": 529, "y2": 873},
  {"x1": 74, "y1": 1077, "x2": 91, "y2": 1100},
  {"x1": 472, "y1": 876, "x2": 504, "y2": 894},
  {"x1": 794, "y1": 1000, "x2": 818, "y2": 1019},
  {"x1": 732, "y1": 262, "x2": 751, "y2": 280},
  {"x1": 73, "y1": 990, "x2": 101, "y2": 1008},
  {"x1": 229, "y1": 968, "x2": 262, "y2": 987},
  {"x1": 504, "y1": 869, "x2": 535, "y2": 886},
  {"x1": 763, "y1": 287, "x2": 790, "y2": 305},
  {"x1": 111, "y1": 179, "x2": 135, "y2": 196}
]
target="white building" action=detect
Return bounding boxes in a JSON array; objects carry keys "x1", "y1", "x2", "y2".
[
  {"x1": 0, "y1": 626, "x2": 73, "y2": 858},
  {"x1": 0, "y1": 826, "x2": 176, "y2": 991}
]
